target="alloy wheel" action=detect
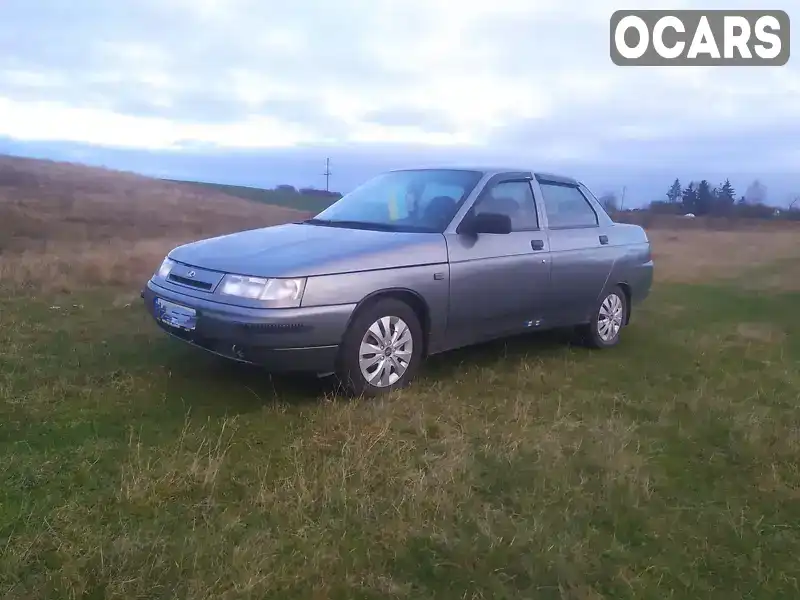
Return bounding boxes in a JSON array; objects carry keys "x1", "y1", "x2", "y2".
[
  {"x1": 597, "y1": 293, "x2": 624, "y2": 342},
  {"x1": 358, "y1": 315, "x2": 414, "y2": 387}
]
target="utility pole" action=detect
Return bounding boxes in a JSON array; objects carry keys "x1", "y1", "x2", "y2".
[
  {"x1": 620, "y1": 185, "x2": 627, "y2": 211},
  {"x1": 323, "y1": 157, "x2": 331, "y2": 192}
]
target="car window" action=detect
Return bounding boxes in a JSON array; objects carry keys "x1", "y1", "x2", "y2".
[
  {"x1": 420, "y1": 183, "x2": 467, "y2": 204},
  {"x1": 539, "y1": 182, "x2": 598, "y2": 228},
  {"x1": 472, "y1": 180, "x2": 539, "y2": 231},
  {"x1": 377, "y1": 182, "x2": 466, "y2": 222},
  {"x1": 313, "y1": 169, "x2": 483, "y2": 233}
]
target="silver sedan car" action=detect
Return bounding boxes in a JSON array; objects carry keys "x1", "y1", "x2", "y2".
[{"x1": 143, "y1": 167, "x2": 653, "y2": 396}]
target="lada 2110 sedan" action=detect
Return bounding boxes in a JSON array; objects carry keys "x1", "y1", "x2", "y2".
[{"x1": 143, "y1": 167, "x2": 654, "y2": 396}]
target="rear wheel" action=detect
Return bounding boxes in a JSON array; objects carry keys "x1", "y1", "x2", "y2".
[
  {"x1": 335, "y1": 298, "x2": 423, "y2": 397},
  {"x1": 579, "y1": 286, "x2": 627, "y2": 349}
]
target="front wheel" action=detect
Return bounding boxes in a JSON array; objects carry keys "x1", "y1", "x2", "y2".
[
  {"x1": 579, "y1": 286, "x2": 627, "y2": 349},
  {"x1": 335, "y1": 298, "x2": 423, "y2": 397}
]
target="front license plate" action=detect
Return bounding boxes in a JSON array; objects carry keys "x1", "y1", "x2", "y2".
[{"x1": 154, "y1": 298, "x2": 197, "y2": 331}]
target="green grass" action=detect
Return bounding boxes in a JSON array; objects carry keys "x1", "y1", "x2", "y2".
[
  {"x1": 2, "y1": 278, "x2": 799, "y2": 598},
  {"x1": 167, "y1": 179, "x2": 339, "y2": 213}
]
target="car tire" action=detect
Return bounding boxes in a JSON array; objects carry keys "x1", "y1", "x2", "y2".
[
  {"x1": 335, "y1": 298, "x2": 424, "y2": 397},
  {"x1": 579, "y1": 285, "x2": 627, "y2": 349}
]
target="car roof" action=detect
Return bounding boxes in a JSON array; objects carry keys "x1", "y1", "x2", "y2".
[{"x1": 387, "y1": 166, "x2": 579, "y2": 185}]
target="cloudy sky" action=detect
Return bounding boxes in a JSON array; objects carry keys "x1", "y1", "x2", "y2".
[{"x1": 0, "y1": 0, "x2": 798, "y2": 204}]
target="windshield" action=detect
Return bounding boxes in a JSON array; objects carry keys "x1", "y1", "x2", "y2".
[{"x1": 308, "y1": 169, "x2": 484, "y2": 233}]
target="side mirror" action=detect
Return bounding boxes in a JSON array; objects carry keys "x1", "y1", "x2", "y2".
[{"x1": 461, "y1": 212, "x2": 512, "y2": 235}]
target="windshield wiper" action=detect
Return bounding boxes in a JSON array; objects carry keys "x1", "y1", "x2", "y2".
[
  {"x1": 302, "y1": 219, "x2": 399, "y2": 231},
  {"x1": 302, "y1": 218, "x2": 438, "y2": 233}
]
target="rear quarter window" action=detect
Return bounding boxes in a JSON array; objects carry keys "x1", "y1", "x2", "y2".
[{"x1": 539, "y1": 182, "x2": 599, "y2": 228}]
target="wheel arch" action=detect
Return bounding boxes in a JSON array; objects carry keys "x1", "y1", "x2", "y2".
[
  {"x1": 345, "y1": 288, "x2": 432, "y2": 356},
  {"x1": 615, "y1": 281, "x2": 632, "y2": 325}
]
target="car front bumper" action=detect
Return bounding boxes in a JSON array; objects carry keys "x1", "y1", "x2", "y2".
[{"x1": 142, "y1": 280, "x2": 356, "y2": 373}]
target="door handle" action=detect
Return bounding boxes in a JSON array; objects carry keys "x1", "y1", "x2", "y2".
[
  {"x1": 531, "y1": 239, "x2": 544, "y2": 251},
  {"x1": 599, "y1": 235, "x2": 609, "y2": 245}
]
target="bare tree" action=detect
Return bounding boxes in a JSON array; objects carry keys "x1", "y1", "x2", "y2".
[{"x1": 744, "y1": 179, "x2": 767, "y2": 205}]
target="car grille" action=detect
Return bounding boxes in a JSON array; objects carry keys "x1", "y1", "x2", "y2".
[{"x1": 168, "y1": 273, "x2": 214, "y2": 290}]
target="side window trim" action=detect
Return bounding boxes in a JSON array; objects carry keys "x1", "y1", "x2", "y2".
[
  {"x1": 469, "y1": 178, "x2": 541, "y2": 232},
  {"x1": 539, "y1": 180, "x2": 600, "y2": 229}
]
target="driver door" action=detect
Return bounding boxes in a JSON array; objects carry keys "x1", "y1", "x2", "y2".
[{"x1": 443, "y1": 177, "x2": 552, "y2": 349}]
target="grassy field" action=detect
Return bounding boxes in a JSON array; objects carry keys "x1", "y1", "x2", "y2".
[
  {"x1": 2, "y1": 156, "x2": 800, "y2": 598},
  {"x1": 0, "y1": 155, "x2": 308, "y2": 294}
]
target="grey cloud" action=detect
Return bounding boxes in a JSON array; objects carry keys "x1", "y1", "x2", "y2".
[
  {"x1": 492, "y1": 110, "x2": 800, "y2": 174},
  {"x1": 113, "y1": 94, "x2": 353, "y2": 139},
  {"x1": 0, "y1": 1, "x2": 176, "y2": 72},
  {"x1": 361, "y1": 107, "x2": 458, "y2": 131},
  {"x1": 1, "y1": 0, "x2": 799, "y2": 188},
  {"x1": 0, "y1": 0, "x2": 426, "y2": 132}
]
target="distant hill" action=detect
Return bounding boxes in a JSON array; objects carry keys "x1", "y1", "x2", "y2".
[
  {"x1": 166, "y1": 179, "x2": 342, "y2": 213},
  {"x1": 0, "y1": 154, "x2": 311, "y2": 292},
  {"x1": 0, "y1": 154, "x2": 309, "y2": 250}
]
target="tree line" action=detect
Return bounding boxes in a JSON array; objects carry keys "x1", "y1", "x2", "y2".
[
  {"x1": 598, "y1": 178, "x2": 800, "y2": 220},
  {"x1": 273, "y1": 184, "x2": 342, "y2": 199}
]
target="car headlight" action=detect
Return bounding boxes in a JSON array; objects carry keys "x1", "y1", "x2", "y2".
[
  {"x1": 218, "y1": 275, "x2": 306, "y2": 307},
  {"x1": 156, "y1": 257, "x2": 175, "y2": 278}
]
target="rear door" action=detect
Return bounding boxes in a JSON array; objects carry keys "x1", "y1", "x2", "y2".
[
  {"x1": 444, "y1": 176, "x2": 552, "y2": 348},
  {"x1": 535, "y1": 177, "x2": 617, "y2": 326}
]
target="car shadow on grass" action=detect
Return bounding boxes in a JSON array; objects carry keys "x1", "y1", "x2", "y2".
[
  {"x1": 155, "y1": 327, "x2": 581, "y2": 412},
  {"x1": 421, "y1": 327, "x2": 577, "y2": 379},
  {"x1": 157, "y1": 351, "x2": 330, "y2": 413}
]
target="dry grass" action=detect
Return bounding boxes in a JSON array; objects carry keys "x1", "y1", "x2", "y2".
[
  {"x1": 647, "y1": 228, "x2": 800, "y2": 287},
  {"x1": 0, "y1": 154, "x2": 310, "y2": 292},
  {"x1": 2, "y1": 238, "x2": 181, "y2": 294}
]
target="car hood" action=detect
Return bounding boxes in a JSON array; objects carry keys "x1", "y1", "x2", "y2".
[{"x1": 168, "y1": 222, "x2": 448, "y2": 278}]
